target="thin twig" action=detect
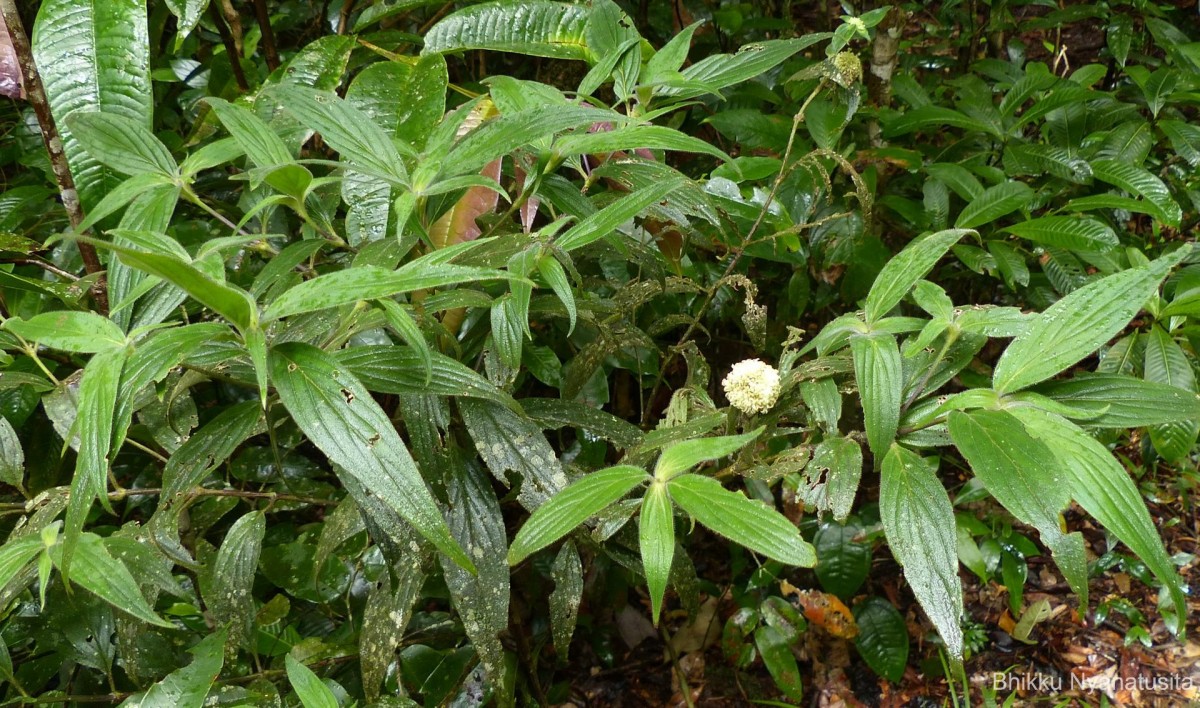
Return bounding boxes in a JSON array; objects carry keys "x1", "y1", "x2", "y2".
[
  {"x1": 0, "y1": 0, "x2": 107, "y2": 312},
  {"x1": 252, "y1": 0, "x2": 280, "y2": 70},
  {"x1": 7, "y1": 259, "x2": 79, "y2": 281},
  {"x1": 208, "y1": 2, "x2": 248, "y2": 91}
]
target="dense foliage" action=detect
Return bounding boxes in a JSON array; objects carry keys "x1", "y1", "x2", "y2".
[{"x1": 0, "y1": 0, "x2": 1197, "y2": 704}]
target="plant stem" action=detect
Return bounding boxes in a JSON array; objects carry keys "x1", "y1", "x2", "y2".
[
  {"x1": 252, "y1": 0, "x2": 280, "y2": 70},
  {"x1": 208, "y1": 2, "x2": 248, "y2": 92},
  {"x1": 0, "y1": 0, "x2": 107, "y2": 312}
]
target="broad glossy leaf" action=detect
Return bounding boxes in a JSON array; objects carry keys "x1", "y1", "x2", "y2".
[
  {"x1": 948, "y1": 410, "x2": 1087, "y2": 604},
  {"x1": 67, "y1": 112, "x2": 176, "y2": 177},
  {"x1": 879, "y1": 445, "x2": 962, "y2": 659},
  {"x1": 1159, "y1": 120, "x2": 1200, "y2": 168},
  {"x1": 556, "y1": 179, "x2": 683, "y2": 252},
  {"x1": 1090, "y1": 159, "x2": 1181, "y2": 226},
  {"x1": 660, "y1": 35, "x2": 831, "y2": 99},
  {"x1": 814, "y1": 521, "x2": 870, "y2": 598},
  {"x1": 755, "y1": 625, "x2": 804, "y2": 701},
  {"x1": 654, "y1": 428, "x2": 762, "y2": 480},
  {"x1": 3, "y1": 312, "x2": 124, "y2": 353},
  {"x1": 1010, "y1": 407, "x2": 1187, "y2": 633},
  {"x1": 992, "y1": 260, "x2": 1175, "y2": 393},
  {"x1": 1037, "y1": 373, "x2": 1200, "y2": 427},
  {"x1": 119, "y1": 630, "x2": 225, "y2": 708},
  {"x1": 640, "y1": 482, "x2": 675, "y2": 625},
  {"x1": 423, "y1": 1, "x2": 590, "y2": 60},
  {"x1": 1003, "y1": 216, "x2": 1118, "y2": 251},
  {"x1": 207, "y1": 512, "x2": 265, "y2": 649},
  {"x1": 954, "y1": 181, "x2": 1033, "y2": 229},
  {"x1": 33, "y1": 0, "x2": 152, "y2": 210},
  {"x1": 550, "y1": 542, "x2": 583, "y2": 660},
  {"x1": 853, "y1": 598, "x2": 908, "y2": 682},
  {"x1": 441, "y1": 456, "x2": 511, "y2": 691},
  {"x1": 1144, "y1": 325, "x2": 1199, "y2": 463},
  {"x1": 0, "y1": 417, "x2": 23, "y2": 492},
  {"x1": 507, "y1": 465, "x2": 647, "y2": 564},
  {"x1": 50, "y1": 532, "x2": 173, "y2": 627},
  {"x1": 864, "y1": 229, "x2": 970, "y2": 323},
  {"x1": 884, "y1": 106, "x2": 1002, "y2": 138},
  {"x1": 263, "y1": 264, "x2": 514, "y2": 321},
  {"x1": 669, "y1": 474, "x2": 816, "y2": 566},
  {"x1": 286, "y1": 655, "x2": 339, "y2": 708},
  {"x1": 446, "y1": 105, "x2": 623, "y2": 175},
  {"x1": 851, "y1": 332, "x2": 902, "y2": 458},
  {"x1": 554, "y1": 126, "x2": 729, "y2": 161},
  {"x1": 270, "y1": 343, "x2": 472, "y2": 571}
]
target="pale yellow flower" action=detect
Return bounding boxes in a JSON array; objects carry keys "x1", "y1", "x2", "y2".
[{"x1": 722, "y1": 359, "x2": 781, "y2": 415}]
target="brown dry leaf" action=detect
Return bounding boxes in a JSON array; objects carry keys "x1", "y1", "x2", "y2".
[
  {"x1": 669, "y1": 596, "x2": 721, "y2": 654},
  {"x1": 0, "y1": 12, "x2": 24, "y2": 99}
]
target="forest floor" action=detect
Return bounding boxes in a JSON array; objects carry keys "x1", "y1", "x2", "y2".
[{"x1": 563, "y1": 485, "x2": 1200, "y2": 707}]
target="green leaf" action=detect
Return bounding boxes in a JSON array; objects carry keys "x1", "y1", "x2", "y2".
[
  {"x1": 1036, "y1": 374, "x2": 1200, "y2": 427},
  {"x1": 441, "y1": 456, "x2": 511, "y2": 691},
  {"x1": 205, "y1": 97, "x2": 294, "y2": 168},
  {"x1": 0, "y1": 417, "x2": 24, "y2": 492},
  {"x1": 879, "y1": 445, "x2": 963, "y2": 659},
  {"x1": 640, "y1": 482, "x2": 675, "y2": 625},
  {"x1": 522, "y1": 398, "x2": 644, "y2": 450},
  {"x1": 668, "y1": 474, "x2": 816, "y2": 566},
  {"x1": 286, "y1": 655, "x2": 339, "y2": 708},
  {"x1": 360, "y1": 557, "x2": 425, "y2": 700},
  {"x1": 659, "y1": 35, "x2": 832, "y2": 99},
  {"x1": 954, "y1": 181, "x2": 1033, "y2": 229},
  {"x1": 1144, "y1": 325, "x2": 1199, "y2": 463},
  {"x1": 460, "y1": 399, "x2": 569, "y2": 511},
  {"x1": 1009, "y1": 407, "x2": 1188, "y2": 634},
  {"x1": 66, "y1": 112, "x2": 176, "y2": 177},
  {"x1": 270, "y1": 342, "x2": 473, "y2": 572},
  {"x1": 161, "y1": 400, "x2": 264, "y2": 498},
  {"x1": 3, "y1": 312, "x2": 124, "y2": 353},
  {"x1": 446, "y1": 105, "x2": 625, "y2": 176},
  {"x1": 119, "y1": 630, "x2": 226, "y2": 708},
  {"x1": 807, "y1": 435, "x2": 863, "y2": 521},
  {"x1": 422, "y1": 1, "x2": 590, "y2": 60},
  {"x1": 33, "y1": 0, "x2": 152, "y2": 211},
  {"x1": 549, "y1": 542, "x2": 583, "y2": 661},
  {"x1": 654, "y1": 428, "x2": 763, "y2": 480},
  {"x1": 853, "y1": 598, "x2": 909, "y2": 682},
  {"x1": 206, "y1": 511, "x2": 265, "y2": 649},
  {"x1": 537, "y1": 255, "x2": 577, "y2": 334},
  {"x1": 270, "y1": 84, "x2": 410, "y2": 185},
  {"x1": 992, "y1": 261, "x2": 1173, "y2": 394},
  {"x1": 163, "y1": 0, "x2": 208, "y2": 42},
  {"x1": 507, "y1": 465, "x2": 647, "y2": 565},
  {"x1": 884, "y1": 106, "x2": 1003, "y2": 139},
  {"x1": 334, "y1": 345, "x2": 518, "y2": 411},
  {"x1": 1003, "y1": 216, "x2": 1118, "y2": 251},
  {"x1": 864, "y1": 229, "x2": 970, "y2": 323},
  {"x1": 263, "y1": 264, "x2": 514, "y2": 321},
  {"x1": 0, "y1": 535, "x2": 44, "y2": 592},
  {"x1": 490, "y1": 295, "x2": 524, "y2": 370},
  {"x1": 851, "y1": 332, "x2": 902, "y2": 458},
  {"x1": 556, "y1": 179, "x2": 683, "y2": 252},
  {"x1": 947, "y1": 410, "x2": 1088, "y2": 606},
  {"x1": 50, "y1": 532, "x2": 174, "y2": 627},
  {"x1": 755, "y1": 625, "x2": 804, "y2": 702},
  {"x1": 554, "y1": 126, "x2": 730, "y2": 162},
  {"x1": 814, "y1": 521, "x2": 871, "y2": 598},
  {"x1": 61, "y1": 349, "x2": 125, "y2": 580},
  {"x1": 1090, "y1": 159, "x2": 1182, "y2": 227}
]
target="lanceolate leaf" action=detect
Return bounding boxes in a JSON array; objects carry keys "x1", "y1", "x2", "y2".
[
  {"x1": 659, "y1": 36, "x2": 832, "y2": 99},
  {"x1": 461, "y1": 399, "x2": 569, "y2": 511},
  {"x1": 286, "y1": 655, "x2": 339, "y2": 708},
  {"x1": 3, "y1": 312, "x2": 124, "y2": 353},
  {"x1": 507, "y1": 465, "x2": 647, "y2": 564},
  {"x1": 668, "y1": 474, "x2": 816, "y2": 567},
  {"x1": 1090, "y1": 159, "x2": 1181, "y2": 226},
  {"x1": 556, "y1": 179, "x2": 683, "y2": 252},
  {"x1": 1037, "y1": 373, "x2": 1200, "y2": 427},
  {"x1": 50, "y1": 532, "x2": 174, "y2": 627},
  {"x1": 1009, "y1": 407, "x2": 1188, "y2": 633},
  {"x1": 550, "y1": 542, "x2": 583, "y2": 661},
  {"x1": 446, "y1": 106, "x2": 624, "y2": 175},
  {"x1": 864, "y1": 229, "x2": 970, "y2": 323},
  {"x1": 954, "y1": 181, "x2": 1033, "y2": 229},
  {"x1": 640, "y1": 482, "x2": 675, "y2": 625},
  {"x1": 441, "y1": 456, "x2": 511, "y2": 694},
  {"x1": 1003, "y1": 216, "x2": 1119, "y2": 251},
  {"x1": 654, "y1": 428, "x2": 763, "y2": 480},
  {"x1": 270, "y1": 342, "x2": 473, "y2": 572},
  {"x1": 360, "y1": 558, "x2": 426, "y2": 700},
  {"x1": 422, "y1": 1, "x2": 590, "y2": 60},
  {"x1": 851, "y1": 332, "x2": 902, "y2": 459},
  {"x1": 553, "y1": 126, "x2": 730, "y2": 161},
  {"x1": 948, "y1": 410, "x2": 1088, "y2": 605},
  {"x1": 160, "y1": 400, "x2": 264, "y2": 498},
  {"x1": 32, "y1": 0, "x2": 153, "y2": 210},
  {"x1": 66, "y1": 112, "x2": 176, "y2": 177},
  {"x1": 119, "y1": 630, "x2": 226, "y2": 708},
  {"x1": 334, "y1": 345, "x2": 518, "y2": 411},
  {"x1": 993, "y1": 259, "x2": 1178, "y2": 394},
  {"x1": 206, "y1": 511, "x2": 265, "y2": 649},
  {"x1": 879, "y1": 445, "x2": 963, "y2": 659},
  {"x1": 1144, "y1": 325, "x2": 1199, "y2": 463}
]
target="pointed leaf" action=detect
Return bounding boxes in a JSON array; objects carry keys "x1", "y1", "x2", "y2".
[
  {"x1": 864, "y1": 229, "x2": 970, "y2": 323},
  {"x1": 206, "y1": 511, "x2": 265, "y2": 649},
  {"x1": 286, "y1": 655, "x2": 339, "y2": 708},
  {"x1": 556, "y1": 179, "x2": 683, "y2": 252},
  {"x1": 270, "y1": 343, "x2": 473, "y2": 571},
  {"x1": 67, "y1": 111, "x2": 176, "y2": 177},
  {"x1": 851, "y1": 332, "x2": 902, "y2": 458},
  {"x1": 119, "y1": 630, "x2": 226, "y2": 708},
  {"x1": 507, "y1": 465, "x2": 647, "y2": 564},
  {"x1": 50, "y1": 532, "x2": 174, "y2": 627},
  {"x1": 954, "y1": 181, "x2": 1033, "y2": 229},
  {"x1": 879, "y1": 445, "x2": 963, "y2": 659},
  {"x1": 3, "y1": 312, "x2": 124, "y2": 353},
  {"x1": 654, "y1": 428, "x2": 763, "y2": 480},
  {"x1": 1003, "y1": 216, "x2": 1118, "y2": 251},
  {"x1": 669, "y1": 474, "x2": 816, "y2": 566},
  {"x1": 423, "y1": 1, "x2": 589, "y2": 59},
  {"x1": 640, "y1": 482, "x2": 675, "y2": 625}
]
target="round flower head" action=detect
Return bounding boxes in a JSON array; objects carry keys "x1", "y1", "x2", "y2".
[{"x1": 722, "y1": 359, "x2": 781, "y2": 415}]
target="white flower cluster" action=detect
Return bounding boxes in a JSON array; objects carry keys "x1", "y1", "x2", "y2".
[{"x1": 722, "y1": 359, "x2": 781, "y2": 415}]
